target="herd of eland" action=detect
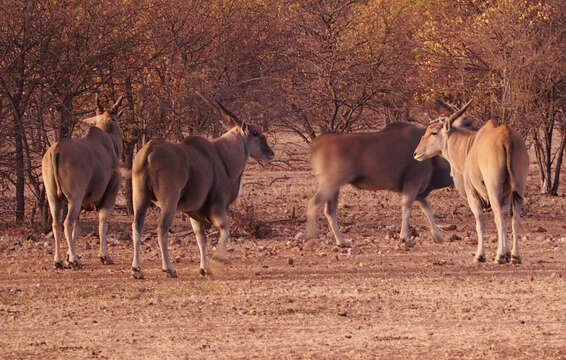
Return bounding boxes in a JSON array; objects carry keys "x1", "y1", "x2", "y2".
[{"x1": 42, "y1": 94, "x2": 529, "y2": 278}]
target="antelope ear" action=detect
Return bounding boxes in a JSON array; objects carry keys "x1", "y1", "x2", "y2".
[
  {"x1": 240, "y1": 121, "x2": 249, "y2": 136},
  {"x1": 95, "y1": 94, "x2": 104, "y2": 115},
  {"x1": 443, "y1": 118, "x2": 451, "y2": 132}
]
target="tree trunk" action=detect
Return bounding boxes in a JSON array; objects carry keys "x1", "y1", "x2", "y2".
[
  {"x1": 14, "y1": 115, "x2": 25, "y2": 224},
  {"x1": 125, "y1": 76, "x2": 136, "y2": 215},
  {"x1": 58, "y1": 95, "x2": 74, "y2": 140},
  {"x1": 550, "y1": 131, "x2": 566, "y2": 196}
]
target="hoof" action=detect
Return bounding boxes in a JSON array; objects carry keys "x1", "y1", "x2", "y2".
[
  {"x1": 65, "y1": 257, "x2": 82, "y2": 269},
  {"x1": 511, "y1": 255, "x2": 522, "y2": 264},
  {"x1": 402, "y1": 239, "x2": 415, "y2": 249},
  {"x1": 337, "y1": 240, "x2": 352, "y2": 248},
  {"x1": 65, "y1": 253, "x2": 82, "y2": 269},
  {"x1": 131, "y1": 267, "x2": 144, "y2": 279},
  {"x1": 162, "y1": 268, "x2": 177, "y2": 278},
  {"x1": 99, "y1": 255, "x2": 114, "y2": 265},
  {"x1": 495, "y1": 255, "x2": 509, "y2": 264},
  {"x1": 54, "y1": 261, "x2": 64, "y2": 269},
  {"x1": 199, "y1": 268, "x2": 211, "y2": 277},
  {"x1": 474, "y1": 255, "x2": 486, "y2": 263}
]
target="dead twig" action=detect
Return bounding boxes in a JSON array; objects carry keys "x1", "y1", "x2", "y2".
[{"x1": 269, "y1": 176, "x2": 291, "y2": 186}]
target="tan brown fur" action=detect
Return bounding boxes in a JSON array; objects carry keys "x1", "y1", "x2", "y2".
[
  {"x1": 130, "y1": 95, "x2": 274, "y2": 278},
  {"x1": 414, "y1": 100, "x2": 529, "y2": 264},
  {"x1": 306, "y1": 123, "x2": 454, "y2": 248},
  {"x1": 42, "y1": 96, "x2": 125, "y2": 269}
]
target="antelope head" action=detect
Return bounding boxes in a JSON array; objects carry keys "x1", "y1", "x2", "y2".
[
  {"x1": 196, "y1": 91, "x2": 274, "y2": 161},
  {"x1": 414, "y1": 99, "x2": 472, "y2": 161}
]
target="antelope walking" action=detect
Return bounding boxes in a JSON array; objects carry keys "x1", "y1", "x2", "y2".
[
  {"x1": 414, "y1": 100, "x2": 529, "y2": 264},
  {"x1": 306, "y1": 122, "x2": 454, "y2": 248},
  {"x1": 42, "y1": 95, "x2": 125, "y2": 269},
  {"x1": 130, "y1": 93, "x2": 274, "y2": 279}
]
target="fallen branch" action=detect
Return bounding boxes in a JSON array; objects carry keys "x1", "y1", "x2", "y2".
[{"x1": 269, "y1": 176, "x2": 291, "y2": 186}]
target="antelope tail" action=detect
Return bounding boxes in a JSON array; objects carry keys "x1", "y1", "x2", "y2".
[
  {"x1": 504, "y1": 141, "x2": 522, "y2": 206},
  {"x1": 52, "y1": 148, "x2": 63, "y2": 198}
]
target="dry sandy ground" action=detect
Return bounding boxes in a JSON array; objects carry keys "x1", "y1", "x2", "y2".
[{"x1": 1, "y1": 141, "x2": 565, "y2": 359}]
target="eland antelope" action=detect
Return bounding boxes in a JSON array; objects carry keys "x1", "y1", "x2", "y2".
[
  {"x1": 413, "y1": 100, "x2": 529, "y2": 264},
  {"x1": 306, "y1": 122, "x2": 454, "y2": 248},
  {"x1": 130, "y1": 93, "x2": 274, "y2": 279},
  {"x1": 42, "y1": 95, "x2": 125, "y2": 269}
]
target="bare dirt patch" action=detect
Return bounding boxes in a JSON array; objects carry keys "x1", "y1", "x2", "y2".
[{"x1": 1, "y1": 142, "x2": 565, "y2": 359}]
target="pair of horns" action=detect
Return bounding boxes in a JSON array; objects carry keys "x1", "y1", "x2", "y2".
[
  {"x1": 448, "y1": 99, "x2": 473, "y2": 124},
  {"x1": 195, "y1": 91, "x2": 242, "y2": 127},
  {"x1": 96, "y1": 95, "x2": 125, "y2": 115}
]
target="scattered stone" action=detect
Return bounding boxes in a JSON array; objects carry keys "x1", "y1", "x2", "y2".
[
  {"x1": 449, "y1": 234, "x2": 462, "y2": 242},
  {"x1": 535, "y1": 226, "x2": 547, "y2": 233},
  {"x1": 287, "y1": 257, "x2": 294, "y2": 266},
  {"x1": 347, "y1": 248, "x2": 355, "y2": 256},
  {"x1": 337, "y1": 310, "x2": 348, "y2": 317},
  {"x1": 535, "y1": 235, "x2": 545, "y2": 242},
  {"x1": 442, "y1": 224, "x2": 457, "y2": 231},
  {"x1": 26, "y1": 234, "x2": 38, "y2": 242},
  {"x1": 318, "y1": 252, "x2": 327, "y2": 257},
  {"x1": 527, "y1": 274, "x2": 534, "y2": 282},
  {"x1": 117, "y1": 232, "x2": 130, "y2": 242}
]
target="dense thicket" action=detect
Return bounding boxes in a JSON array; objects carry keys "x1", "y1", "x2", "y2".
[{"x1": 0, "y1": 0, "x2": 565, "y2": 225}]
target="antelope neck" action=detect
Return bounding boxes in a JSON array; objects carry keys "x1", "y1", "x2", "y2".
[
  {"x1": 215, "y1": 128, "x2": 248, "y2": 180},
  {"x1": 443, "y1": 129, "x2": 477, "y2": 174}
]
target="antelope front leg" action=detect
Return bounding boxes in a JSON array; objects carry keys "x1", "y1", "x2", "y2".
[
  {"x1": 211, "y1": 213, "x2": 231, "y2": 262},
  {"x1": 324, "y1": 191, "x2": 351, "y2": 248},
  {"x1": 400, "y1": 194, "x2": 415, "y2": 248},
  {"x1": 97, "y1": 208, "x2": 114, "y2": 265},
  {"x1": 190, "y1": 217, "x2": 210, "y2": 276},
  {"x1": 418, "y1": 199, "x2": 444, "y2": 243}
]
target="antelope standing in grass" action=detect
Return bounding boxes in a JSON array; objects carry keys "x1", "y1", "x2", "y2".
[
  {"x1": 130, "y1": 93, "x2": 274, "y2": 279},
  {"x1": 306, "y1": 122, "x2": 455, "y2": 248},
  {"x1": 414, "y1": 100, "x2": 529, "y2": 264},
  {"x1": 42, "y1": 95, "x2": 125, "y2": 269}
]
